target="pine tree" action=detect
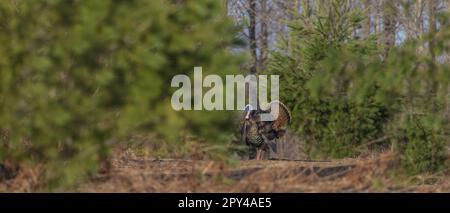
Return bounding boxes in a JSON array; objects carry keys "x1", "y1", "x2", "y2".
[
  {"x1": 268, "y1": 0, "x2": 449, "y2": 173},
  {"x1": 268, "y1": 0, "x2": 382, "y2": 158},
  {"x1": 0, "y1": 0, "x2": 242, "y2": 188}
]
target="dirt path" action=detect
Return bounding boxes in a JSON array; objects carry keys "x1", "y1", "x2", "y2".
[
  {"x1": 76, "y1": 153, "x2": 448, "y2": 192},
  {"x1": 111, "y1": 158, "x2": 357, "y2": 181}
]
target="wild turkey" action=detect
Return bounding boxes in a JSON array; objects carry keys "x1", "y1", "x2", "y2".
[{"x1": 241, "y1": 101, "x2": 291, "y2": 160}]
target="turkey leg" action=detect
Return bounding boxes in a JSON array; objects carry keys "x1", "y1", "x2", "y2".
[{"x1": 256, "y1": 149, "x2": 262, "y2": 160}]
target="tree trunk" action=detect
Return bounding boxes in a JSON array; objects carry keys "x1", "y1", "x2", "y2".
[
  {"x1": 428, "y1": 0, "x2": 437, "y2": 60},
  {"x1": 428, "y1": 0, "x2": 437, "y2": 34},
  {"x1": 260, "y1": 0, "x2": 269, "y2": 72},
  {"x1": 363, "y1": 0, "x2": 372, "y2": 39},
  {"x1": 303, "y1": 0, "x2": 310, "y2": 17},
  {"x1": 415, "y1": 0, "x2": 424, "y2": 37},
  {"x1": 248, "y1": 0, "x2": 258, "y2": 74},
  {"x1": 382, "y1": 0, "x2": 396, "y2": 59},
  {"x1": 427, "y1": 0, "x2": 438, "y2": 102},
  {"x1": 374, "y1": 0, "x2": 380, "y2": 35}
]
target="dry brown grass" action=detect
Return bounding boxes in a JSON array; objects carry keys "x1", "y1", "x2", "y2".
[
  {"x1": 74, "y1": 151, "x2": 449, "y2": 192},
  {"x1": 1, "y1": 147, "x2": 449, "y2": 192},
  {"x1": 0, "y1": 164, "x2": 44, "y2": 192}
]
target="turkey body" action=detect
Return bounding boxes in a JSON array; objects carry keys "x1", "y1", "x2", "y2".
[
  {"x1": 241, "y1": 101, "x2": 291, "y2": 160},
  {"x1": 243, "y1": 117, "x2": 265, "y2": 146},
  {"x1": 242, "y1": 118, "x2": 267, "y2": 160}
]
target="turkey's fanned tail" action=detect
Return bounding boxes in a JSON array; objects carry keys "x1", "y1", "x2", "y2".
[{"x1": 263, "y1": 101, "x2": 291, "y2": 130}]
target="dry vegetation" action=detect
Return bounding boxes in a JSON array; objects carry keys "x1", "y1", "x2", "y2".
[
  {"x1": 73, "y1": 151, "x2": 450, "y2": 193},
  {"x1": 3, "y1": 154, "x2": 447, "y2": 193},
  {"x1": 1, "y1": 134, "x2": 449, "y2": 192}
]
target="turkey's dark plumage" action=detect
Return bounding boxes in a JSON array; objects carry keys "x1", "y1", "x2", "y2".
[
  {"x1": 241, "y1": 101, "x2": 291, "y2": 160},
  {"x1": 243, "y1": 117, "x2": 265, "y2": 147}
]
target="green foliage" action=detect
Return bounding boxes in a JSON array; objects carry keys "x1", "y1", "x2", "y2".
[
  {"x1": 311, "y1": 36, "x2": 450, "y2": 172},
  {"x1": 268, "y1": 0, "x2": 385, "y2": 158},
  {"x1": 397, "y1": 116, "x2": 448, "y2": 175},
  {"x1": 302, "y1": 97, "x2": 389, "y2": 158},
  {"x1": 268, "y1": 0, "x2": 449, "y2": 173},
  {"x1": 0, "y1": 0, "x2": 242, "y2": 188}
]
